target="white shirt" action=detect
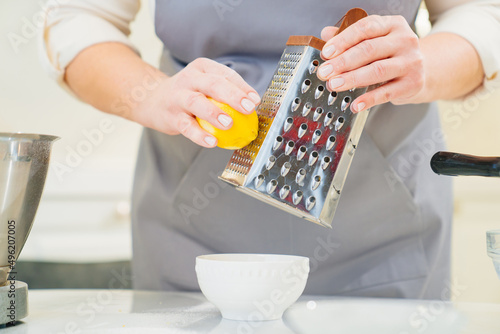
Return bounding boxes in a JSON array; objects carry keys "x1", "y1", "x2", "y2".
[{"x1": 40, "y1": 0, "x2": 500, "y2": 98}]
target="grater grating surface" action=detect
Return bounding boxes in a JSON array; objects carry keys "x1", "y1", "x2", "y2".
[{"x1": 220, "y1": 9, "x2": 369, "y2": 228}]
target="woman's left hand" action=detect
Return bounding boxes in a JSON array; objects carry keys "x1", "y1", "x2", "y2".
[{"x1": 318, "y1": 15, "x2": 425, "y2": 113}]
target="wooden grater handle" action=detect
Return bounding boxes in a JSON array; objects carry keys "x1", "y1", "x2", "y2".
[
  {"x1": 286, "y1": 8, "x2": 368, "y2": 50},
  {"x1": 334, "y1": 8, "x2": 368, "y2": 36}
]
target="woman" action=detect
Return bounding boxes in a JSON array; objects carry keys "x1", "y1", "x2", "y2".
[{"x1": 40, "y1": 1, "x2": 500, "y2": 298}]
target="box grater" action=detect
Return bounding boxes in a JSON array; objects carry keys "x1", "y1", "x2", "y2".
[{"x1": 219, "y1": 8, "x2": 369, "y2": 228}]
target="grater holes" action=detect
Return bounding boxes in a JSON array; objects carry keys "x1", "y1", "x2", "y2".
[
  {"x1": 254, "y1": 174, "x2": 265, "y2": 188},
  {"x1": 312, "y1": 175, "x2": 321, "y2": 190},
  {"x1": 342, "y1": 96, "x2": 351, "y2": 111},
  {"x1": 313, "y1": 107, "x2": 324, "y2": 122},
  {"x1": 302, "y1": 79, "x2": 312, "y2": 93},
  {"x1": 312, "y1": 129, "x2": 322, "y2": 144},
  {"x1": 326, "y1": 136, "x2": 336, "y2": 150},
  {"x1": 285, "y1": 141, "x2": 295, "y2": 155},
  {"x1": 267, "y1": 179, "x2": 278, "y2": 194},
  {"x1": 328, "y1": 91, "x2": 338, "y2": 105},
  {"x1": 279, "y1": 185, "x2": 291, "y2": 199},
  {"x1": 284, "y1": 117, "x2": 294, "y2": 133},
  {"x1": 335, "y1": 117, "x2": 345, "y2": 131},
  {"x1": 324, "y1": 112, "x2": 334, "y2": 127},
  {"x1": 321, "y1": 156, "x2": 331, "y2": 170},
  {"x1": 308, "y1": 151, "x2": 319, "y2": 166},
  {"x1": 273, "y1": 136, "x2": 283, "y2": 151},
  {"x1": 266, "y1": 155, "x2": 276, "y2": 170},
  {"x1": 296, "y1": 168, "x2": 306, "y2": 186},
  {"x1": 298, "y1": 123, "x2": 308, "y2": 138},
  {"x1": 291, "y1": 97, "x2": 301, "y2": 112},
  {"x1": 281, "y1": 162, "x2": 292, "y2": 176},
  {"x1": 302, "y1": 102, "x2": 312, "y2": 117},
  {"x1": 309, "y1": 60, "x2": 320, "y2": 74},
  {"x1": 297, "y1": 145, "x2": 307, "y2": 161},
  {"x1": 293, "y1": 190, "x2": 304, "y2": 205},
  {"x1": 306, "y1": 196, "x2": 316, "y2": 211},
  {"x1": 315, "y1": 85, "x2": 325, "y2": 99}
]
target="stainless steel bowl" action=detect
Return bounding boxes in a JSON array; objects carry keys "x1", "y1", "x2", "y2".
[{"x1": 0, "y1": 133, "x2": 59, "y2": 286}]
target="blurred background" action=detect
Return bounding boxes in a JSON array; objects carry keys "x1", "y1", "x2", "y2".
[{"x1": 1, "y1": 1, "x2": 499, "y2": 302}]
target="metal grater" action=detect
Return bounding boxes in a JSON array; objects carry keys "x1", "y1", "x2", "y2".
[{"x1": 219, "y1": 9, "x2": 369, "y2": 228}]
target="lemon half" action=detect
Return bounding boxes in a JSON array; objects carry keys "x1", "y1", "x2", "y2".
[{"x1": 197, "y1": 98, "x2": 259, "y2": 149}]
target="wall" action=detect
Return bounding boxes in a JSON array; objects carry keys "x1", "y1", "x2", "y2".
[{"x1": 0, "y1": 0, "x2": 499, "y2": 302}]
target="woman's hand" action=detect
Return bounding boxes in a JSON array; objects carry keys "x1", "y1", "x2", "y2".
[
  {"x1": 132, "y1": 57, "x2": 261, "y2": 148},
  {"x1": 317, "y1": 15, "x2": 425, "y2": 113}
]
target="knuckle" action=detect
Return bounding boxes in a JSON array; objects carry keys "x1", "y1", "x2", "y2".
[
  {"x1": 381, "y1": 86, "x2": 393, "y2": 102},
  {"x1": 413, "y1": 72, "x2": 425, "y2": 89},
  {"x1": 177, "y1": 116, "x2": 193, "y2": 137},
  {"x1": 412, "y1": 54, "x2": 424, "y2": 70},
  {"x1": 393, "y1": 15, "x2": 407, "y2": 26},
  {"x1": 204, "y1": 104, "x2": 219, "y2": 120},
  {"x1": 223, "y1": 68, "x2": 237, "y2": 81},
  {"x1": 406, "y1": 33, "x2": 419, "y2": 47},
  {"x1": 175, "y1": 70, "x2": 191, "y2": 84},
  {"x1": 372, "y1": 62, "x2": 386, "y2": 79},
  {"x1": 355, "y1": 20, "x2": 371, "y2": 37},
  {"x1": 348, "y1": 72, "x2": 358, "y2": 88},
  {"x1": 205, "y1": 74, "x2": 220, "y2": 88},
  {"x1": 194, "y1": 57, "x2": 208, "y2": 66},
  {"x1": 335, "y1": 35, "x2": 347, "y2": 51},
  {"x1": 184, "y1": 91, "x2": 204, "y2": 110},
  {"x1": 359, "y1": 40, "x2": 375, "y2": 57},
  {"x1": 334, "y1": 55, "x2": 346, "y2": 71}
]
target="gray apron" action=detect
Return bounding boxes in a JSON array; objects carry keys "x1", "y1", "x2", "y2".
[{"x1": 131, "y1": 0, "x2": 453, "y2": 299}]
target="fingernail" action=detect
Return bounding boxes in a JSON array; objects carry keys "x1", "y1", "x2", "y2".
[
  {"x1": 318, "y1": 64, "x2": 333, "y2": 78},
  {"x1": 204, "y1": 136, "x2": 216, "y2": 147},
  {"x1": 329, "y1": 77, "x2": 345, "y2": 89},
  {"x1": 241, "y1": 98, "x2": 256, "y2": 112},
  {"x1": 218, "y1": 114, "x2": 232, "y2": 127},
  {"x1": 355, "y1": 102, "x2": 366, "y2": 113},
  {"x1": 323, "y1": 45, "x2": 336, "y2": 58},
  {"x1": 248, "y1": 92, "x2": 261, "y2": 104}
]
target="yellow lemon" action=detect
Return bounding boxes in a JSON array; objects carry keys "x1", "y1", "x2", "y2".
[{"x1": 197, "y1": 98, "x2": 259, "y2": 149}]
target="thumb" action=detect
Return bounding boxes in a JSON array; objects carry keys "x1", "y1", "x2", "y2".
[{"x1": 321, "y1": 26, "x2": 339, "y2": 41}]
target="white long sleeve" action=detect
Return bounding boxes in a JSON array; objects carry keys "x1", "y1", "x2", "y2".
[
  {"x1": 40, "y1": 0, "x2": 500, "y2": 99},
  {"x1": 40, "y1": 0, "x2": 141, "y2": 89},
  {"x1": 426, "y1": 0, "x2": 500, "y2": 96}
]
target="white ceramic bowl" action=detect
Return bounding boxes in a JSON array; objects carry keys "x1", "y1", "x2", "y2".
[{"x1": 195, "y1": 254, "x2": 309, "y2": 321}]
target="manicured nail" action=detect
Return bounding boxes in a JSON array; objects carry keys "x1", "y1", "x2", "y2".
[
  {"x1": 204, "y1": 136, "x2": 216, "y2": 147},
  {"x1": 241, "y1": 98, "x2": 256, "y2": 112},
  {"x1": 355, "y1": 102, "x2": 366, "y2": 113},
  {"x1": 248, "y1": 92, "x2": 261, "y2": 104},
  {"x1": 323, "y1": 45, "x2": 336, "y2": 58},
  {"x1": 218, "y1": 114, "x2": 232, "y2": 127},
  {"x1": 329, "y1": 77, "x2": 345, "y2": 89},
  {"x1": 318, "y1": 64, "x2": 333, "y2": 78}
]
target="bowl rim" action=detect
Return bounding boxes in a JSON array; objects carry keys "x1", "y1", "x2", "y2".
[
  {"x1": 0, "y1": 132, "x2": 60, "y2": 142},
  {"x1": 196, "y1": 253, "x2": 309, "y2": 263}
]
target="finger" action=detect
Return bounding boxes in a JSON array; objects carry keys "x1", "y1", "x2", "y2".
[
  {"x1": 351, "y1": 78, "x2": 413, "y2": 113},
  {"x1": 321, "y1": 26, "x2": 339, "y2": 41},
  {"x1": 175, "y1": 112, "x2": 218, "y2": 148},
  {"x1": 322, "y1": 15, "x2": 399, "y2": 59},
  {"x1": 317, "y1": 37, "x2": 398, "y2": 81},
  {"x1": 179, "y1": 90, "x2": 233, "y2": 130},
  {"x1": 192, "y1": 58, "x2": 261, "y2": 105},
  {"x1": 191, "y1": 73, "x2": 256, "y2": 115},
  {"x1": 326, "y1": 58, "x2": 405, "y2": 92}
]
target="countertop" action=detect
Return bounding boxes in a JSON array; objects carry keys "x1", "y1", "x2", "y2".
[{"x1": 3, "y1": 290, "x2": 500, "y2": 333}]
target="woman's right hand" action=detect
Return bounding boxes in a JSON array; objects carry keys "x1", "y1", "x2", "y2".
[{"x1": 131, "y1": 57, "x2": 261, "y2": 148}]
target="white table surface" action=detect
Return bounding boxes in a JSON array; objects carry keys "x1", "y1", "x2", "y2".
[{"x1": 3, "y1": 290, "x2": 500, "y2": 334}]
